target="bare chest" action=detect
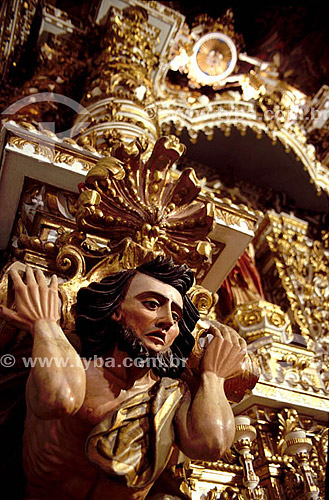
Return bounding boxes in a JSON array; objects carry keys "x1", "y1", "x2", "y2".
[
  {"x1": 76, "y1": 365, "x2": 156, "y2": 426},
  {"x1": 24, "y1": 367, "x2": 157, "y2": 499}
]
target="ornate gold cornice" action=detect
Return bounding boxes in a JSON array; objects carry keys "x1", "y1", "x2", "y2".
[
  {"x1": 7, "y1": 130, "x2": 98, "y2": 171},
  {"x1": 157, "y1": 94, "x2": 329, "y2": 196}
]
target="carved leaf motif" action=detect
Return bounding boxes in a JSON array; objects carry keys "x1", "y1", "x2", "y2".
[
  {"x1": 277, "y1": 408, "x2": 301, "y2": 454},
  {"x1": 75, "y1": 136, "x2": 215, "y2": 271}
]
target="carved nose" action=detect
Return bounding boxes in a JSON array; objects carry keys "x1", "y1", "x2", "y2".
[{"x1": 156, "y1": 305, "x2": 175, "y2": 330}]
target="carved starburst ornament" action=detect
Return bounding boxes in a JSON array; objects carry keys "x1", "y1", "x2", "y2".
[{"x1": 76, "y1": 136, "x2": 215, "y2": 273}]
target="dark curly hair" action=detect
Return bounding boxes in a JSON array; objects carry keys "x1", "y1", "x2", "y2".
[{"x1": 75, "y1": 256, "x2": 199, "y2": 377}]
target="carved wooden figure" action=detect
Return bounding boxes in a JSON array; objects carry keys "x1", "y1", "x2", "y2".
[{"x1": 0, "y1": 257, "x2": 248, "y2": 500}]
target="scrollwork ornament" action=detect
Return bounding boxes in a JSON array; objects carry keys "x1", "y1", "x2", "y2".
[
  {"x1": 55, "y1": 244, "x2": 86, "y2": 280},
  {"x1": 188, "y1": 285, "x2": 218, "y2": 318}
]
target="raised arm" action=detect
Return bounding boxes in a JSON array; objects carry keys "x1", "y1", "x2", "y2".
[
  {"x1": 0, "y1": 266, "x2": 86, "y2": 419},
  {"x1": 174, "y1": 324, "x2": 247, "y2": 461}
]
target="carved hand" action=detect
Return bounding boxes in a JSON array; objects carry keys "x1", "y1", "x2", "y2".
[
  {"x1": 0, "y1": 266, "x2": 60, "y2": 334},
  {"x1": 200, "y1": 324, "x2": 247, "y2": 379}
]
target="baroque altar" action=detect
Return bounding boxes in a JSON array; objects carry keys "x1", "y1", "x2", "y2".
[{"x1": 0, "y1": 1, "x2": 328, "y2": 499}]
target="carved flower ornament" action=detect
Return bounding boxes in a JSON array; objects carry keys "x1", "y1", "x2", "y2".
[{"x1": 76, "y1": 136, "x2": 215, "y2": 272}]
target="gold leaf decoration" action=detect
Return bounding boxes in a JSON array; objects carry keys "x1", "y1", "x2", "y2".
[{"x1": 76, "y1": 135, "x2": 215, "y2": 272}]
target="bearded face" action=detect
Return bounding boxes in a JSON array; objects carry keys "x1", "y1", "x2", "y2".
[
  {"x1": 113, "y1": 321, "x2": 184, "y2": 376},
  {"x1": 76, "y1": 258, "x2": 199, "y2": 378},
  {"x1": 111, "y1": 273, "x2": 182, "y2": 351}
]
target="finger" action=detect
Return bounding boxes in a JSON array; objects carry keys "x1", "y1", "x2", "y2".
[
  {"x1": 35, "y1": 270, "x2": 50, "y2": 316},
  {"x1": 238, "y1": 335, "x2": 247, "y2": 351},
  {"x1": 219, "y1": 325, "x2": 231, "y2": 342},
  {"x1": 25, "y1": 266, "x2": 37, "y2": 287},
  {"x1": 205, "y1": 326, "x2": 223, "y2": 348},
  {"x1": 35, "y1": 269, "x2": 48, "y2": 287},
  {"x1": 24, "y1": 270, "x2": 43, "y2": 317},
  {"x1": 14, "y1": 284, "x2": 34, "y2": 311},
  {"x1": 10, "y1": 269, "x2": 39, "y2": 317},
  {"x1": 14, "y1": 302, "x2": 39, "y2": 321},
  {"x1": 208, "y1": 324, "x2": 225, "y2": 336},
  {"x1": 49, "y1": 276, "x2": 59, "y2": 321},
  {"x1": 49, "y1": 275, "x2": 59, "y2": 320},
  {"x1": 219, "y1": 327, "x2": 237, "y2": 344},
  {"x1": 9, "y1": 269, "x2": 26, "y2": 291},
  {"x1": 39, "y1": 281, "x2": 50, "y2": 317},
  {"x1": 50, "y1": 274, "x2": 58, "y2": 292},
  {"x1": 49, "y1": 289, "x2": 60, "y2": 322}
]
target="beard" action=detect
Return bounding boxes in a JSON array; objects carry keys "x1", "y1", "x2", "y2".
[
  {"x1": 80, "y1": 318, "x2": 187, "y2": 378},
  {"x1": 113, "y1": 321, "x2": 182, "y2": 377}
]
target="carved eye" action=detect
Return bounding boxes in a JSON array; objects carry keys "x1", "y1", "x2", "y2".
[
  {"x1": 142, "y1": 300, "x2": 160, "y2": 310},
  {"x1": 172, "y1": 311, "x2": 180, "y2": 322}
]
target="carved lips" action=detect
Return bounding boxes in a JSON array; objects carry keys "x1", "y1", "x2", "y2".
[{"x1": 145, "y1": 331, "x2": 166, "y2": 345}]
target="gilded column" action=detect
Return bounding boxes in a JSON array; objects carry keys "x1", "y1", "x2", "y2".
[{"x1": 73, "y1": 5, "x2": 161, "y2": 153}]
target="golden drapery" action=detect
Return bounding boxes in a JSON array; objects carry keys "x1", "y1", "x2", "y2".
[{"x1": 86, "y1": 377, "x2": 187, "y2": 489}]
